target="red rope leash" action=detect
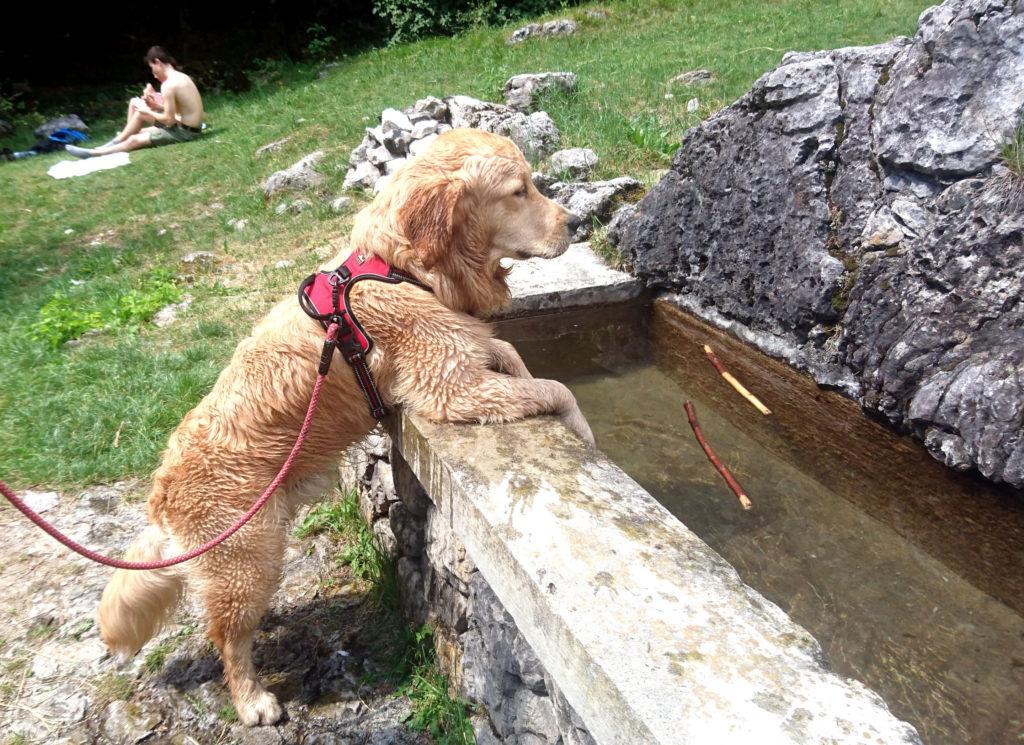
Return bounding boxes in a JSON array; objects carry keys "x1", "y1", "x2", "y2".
[{"x1": 0, "y1": 324, "x2": 340, "y2": 570}]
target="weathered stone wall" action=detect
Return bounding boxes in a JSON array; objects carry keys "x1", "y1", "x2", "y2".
[
  {"x1": 340, "y1": 431, "x2": 596, "y2": 745},
  {"x1": 616, "y1": 0, "x2": 1024, "y2": 489}
]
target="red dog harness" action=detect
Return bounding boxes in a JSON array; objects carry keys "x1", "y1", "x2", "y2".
[{"x1": 298, "y1": 251, "x2": 431, "y2": 420}]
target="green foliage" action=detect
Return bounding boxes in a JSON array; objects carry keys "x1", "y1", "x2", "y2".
[
  {"x1": 30, "y1": 269, "x2": 181, "y2": 348},
  {"x1": 400, "y1": 625, "x2": 475, "y2": 744},
  {"x1": 66, "y1": 617, "x2": 96, "y2": 641},
  {"x1": 91, "y1": 672, "x2": 134, "y2": 704},
  {"x1": 1003, "y1": 117, "x2": 1024, "y2": 180},
  {"x1": 295, "y1": 491, "x2": 361, "y2": 538},
  {"x1": 26, "y1": 622, "x2": 55, "y2": 640},
  {"x1": 589, "y1": 225, "x2": 627, "y2": 271},
  {"x1": 296, "y1": 491, "x2": 401, "y2": 608},
  {"x1": 372, "y1": 0, "x2": 572, "y2": 43},
  {"x1": 245, "y1": 57, "x2": 290, "y2": 89},
  {"x1": 625, "y1": 113, "x2": 681, "y2": 162},
  {"x1": 305, "y1": 23, "x2": 338, "y2": 62},
  {"x1": 218, "y1": 704, "x2": 239, "y2": 723},
  {"x1": 143, "y1": 623, "x2": 196, "y2": 673},
  {"x1": 0, "y1": 92, "x2": 23, "y2": 126},
  {"x1": 298, "y1": 493, "x2": 470, "y2": 740},
  {"x1": 31, "y1": 292, "x2": 104, "y2": 349},
  {"x1": 143, "y1": 643, "x2": 170, "y2": 673}
]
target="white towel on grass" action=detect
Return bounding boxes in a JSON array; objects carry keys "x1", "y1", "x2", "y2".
[{"x1": 48, "y1": 152, "x2": 131, "y2": 179}]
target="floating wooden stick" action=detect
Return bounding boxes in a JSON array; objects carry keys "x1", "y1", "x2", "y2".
[
  {"x1": 684, "y1": 400, "x2": 752, "y2": 510},
  {"x1": 703, "y1": 344, "x2": 772, "y2": 416}
]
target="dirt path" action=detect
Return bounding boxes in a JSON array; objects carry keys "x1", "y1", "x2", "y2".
[{"x1": 0, "y1": 482, "x2": 428, "y2": 745}]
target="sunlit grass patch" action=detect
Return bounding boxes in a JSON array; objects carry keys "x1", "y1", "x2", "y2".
[{"x1": 0, "y1": 0, "x2": 933, "y2": 489}]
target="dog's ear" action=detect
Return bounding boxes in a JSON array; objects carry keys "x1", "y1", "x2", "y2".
[{"x1": 398, "y1": 175, "x2": 466, "y2": 271}]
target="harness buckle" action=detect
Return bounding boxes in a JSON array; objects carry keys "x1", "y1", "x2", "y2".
[
  {"x1": 328, "y1": 266, "x2": 351, "y2": 286},
  {"x1": 339, "y1": 333, "x2": 364, "y2": 363}
]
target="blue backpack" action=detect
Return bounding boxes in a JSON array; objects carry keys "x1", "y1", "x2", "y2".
[{"x1": 47, "y1": 128, "x2": 90, "y2": 145}]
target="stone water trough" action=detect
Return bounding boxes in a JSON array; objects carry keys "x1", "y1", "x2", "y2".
[{"x1": 343, "y1": 244, "x2": 925, "y2": 745}]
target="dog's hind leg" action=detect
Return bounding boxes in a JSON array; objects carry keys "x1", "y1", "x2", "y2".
[
  {"x1": 98, "y1": 525, "x2": 185, "y2": 658},
  {"x1": 196, "y1": 518, "x2": 287, "y2": 727}
]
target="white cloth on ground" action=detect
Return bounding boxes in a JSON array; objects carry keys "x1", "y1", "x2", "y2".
[{"x1": 48, "y1": 152, "x2": 131, "y2": 179}]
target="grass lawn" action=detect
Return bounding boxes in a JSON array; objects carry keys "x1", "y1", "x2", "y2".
[{"x1": 0, "y1": 0, "x2": 932, "y2": 488}]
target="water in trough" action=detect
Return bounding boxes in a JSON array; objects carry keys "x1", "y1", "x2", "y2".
[{"x1": 497, "y1": 300, "x2": 1024, "y2": 745}]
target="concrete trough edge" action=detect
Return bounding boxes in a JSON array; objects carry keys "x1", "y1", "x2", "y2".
[{"x1": 391, "y1": 412, "x2": 922, "y2": 745}]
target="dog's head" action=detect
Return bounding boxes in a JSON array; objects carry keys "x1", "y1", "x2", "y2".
[{"x1": 351, "y1": 128, "x2": 581, "y2": 315}]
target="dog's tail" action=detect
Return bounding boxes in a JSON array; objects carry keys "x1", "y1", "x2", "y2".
[{"x1": 98, "y1": 524, "x2": 185, "y2": 658}]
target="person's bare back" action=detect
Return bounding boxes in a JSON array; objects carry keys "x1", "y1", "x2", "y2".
[{"x1": 161, "y1": 69, "x2": 203, "y2": 129}]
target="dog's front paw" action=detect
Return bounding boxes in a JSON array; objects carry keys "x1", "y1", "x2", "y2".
[{"x1": 236, "y1": 688, "x2": 283, "y2": 726}]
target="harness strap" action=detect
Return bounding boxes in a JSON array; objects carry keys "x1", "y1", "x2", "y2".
[{"x1": 299, "y1": 251, "x2": 432, "y2": 421}]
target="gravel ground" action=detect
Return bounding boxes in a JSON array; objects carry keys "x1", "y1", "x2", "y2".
[{"x1": 0, "y1": 482, "x2": 429, "y2": 745}]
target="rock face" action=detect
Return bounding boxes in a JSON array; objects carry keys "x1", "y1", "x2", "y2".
[
  {"x1": 846, "y1": 176, "x2": 1024, "y2": 485},
  {"x1": 616, "y1": 0, "x2": 1024, "y2": 489}
]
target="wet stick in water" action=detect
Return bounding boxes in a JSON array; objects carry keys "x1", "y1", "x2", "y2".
[
  {"x1": 684, "y1": 400, "x2": 753, "y2": 510},
  {"x1": 703, "y1": 344, "x2": 772, "y2": 415}
]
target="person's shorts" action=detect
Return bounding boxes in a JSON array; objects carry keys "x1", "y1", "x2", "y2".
[{"x1": 149, "y1": 122, "x2": 202, "y2": 147}]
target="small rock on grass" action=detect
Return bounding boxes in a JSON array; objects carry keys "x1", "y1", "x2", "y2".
[
  {"x1": 549, "y1": 147, "x2": 598, "y2": 181},
  {"x1": 262, "y1": 151, "x2": 326, "y2": 198},
  {"x1": 255, "y1": 137, "x2": 291, "y2": 157},
  {"x1": 180, "y1": 251, "x2": 217, "y2": 267},
  {"x1": 274, "y1": 199, "x2": 313, "y2": 215},
  {"x1": 502, "y1": 72, "x2": 577, "y2": 110},
  {"x1": 670, "y1": 69, "x2": 715, "y2": 87},
  {"x1": 330, "y1": 196, "x2": 354, "y2": 213},
  {"x1": 153, "y1": 295, "x2": 194, "y2": 328},
  {"x1": 275, "y1": 259, "x2": 295, "y2": 269},
  {"x1": 507, "y1": 19, "x2": 578, "y2": 44}
]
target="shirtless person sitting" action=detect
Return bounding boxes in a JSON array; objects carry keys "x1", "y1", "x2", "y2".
[{"x1": 66, "y1": 47, "x2": 204, "y2": 158}]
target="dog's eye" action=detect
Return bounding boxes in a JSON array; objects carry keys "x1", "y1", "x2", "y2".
[{"x1": 514, "y1": 186, "x2": 528, "y2": 198}]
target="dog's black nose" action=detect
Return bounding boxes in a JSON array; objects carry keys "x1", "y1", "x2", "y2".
[{"x1": 566, "y1": 212, "x2": 583, "y2": 234}]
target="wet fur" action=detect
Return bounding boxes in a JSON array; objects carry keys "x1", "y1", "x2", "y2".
[{"x1": 97, "y1": 129, "x2": 593, "y2": 726}]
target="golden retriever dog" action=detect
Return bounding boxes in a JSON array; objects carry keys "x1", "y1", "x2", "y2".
[{"x1": 97, "y1": 128, "x2": 594, "y2": 726}]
